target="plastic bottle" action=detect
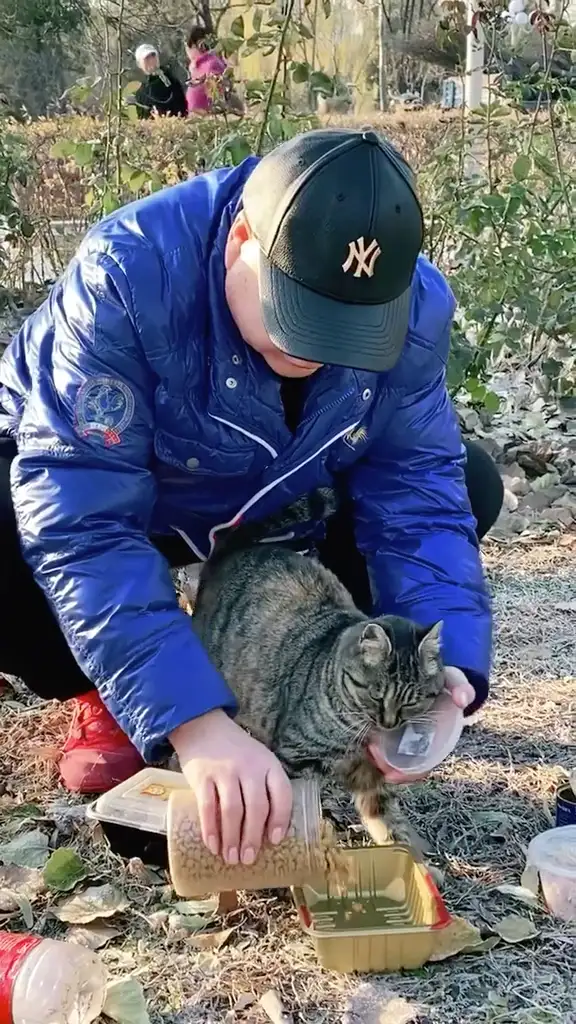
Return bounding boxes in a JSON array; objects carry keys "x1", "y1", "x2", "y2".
[{"x1": 0, "y1": 932, "x2": 107, "y2": 1024}]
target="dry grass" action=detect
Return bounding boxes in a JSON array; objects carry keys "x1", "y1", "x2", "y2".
[{"x1": 1, "y1": 539, "x2": 575, "y2": 1024}]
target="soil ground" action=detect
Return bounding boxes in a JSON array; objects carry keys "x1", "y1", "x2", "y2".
[{"x1": 0, "y1": 538, "x2": 575, "y2": 1024}]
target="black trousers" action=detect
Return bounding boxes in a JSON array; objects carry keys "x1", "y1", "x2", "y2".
[{"x1": 0, "y1": 438, "x2": 503, "y2": 703}]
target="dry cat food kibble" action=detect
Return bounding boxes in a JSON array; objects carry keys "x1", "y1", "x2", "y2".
[{"x1": 168, "y1": 780, "x2": 349, "y2": 896}]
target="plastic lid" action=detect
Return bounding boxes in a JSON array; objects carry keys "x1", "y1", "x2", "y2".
[
  {"x1": 91, "y1": 768, "x2": 191, "y2": 835},
  {"x1": 527, "y1": 825, "x2": 576, "y2": 879},
  {"x1": 370, "y1": 690, "x2": 464, "y2": 776}
]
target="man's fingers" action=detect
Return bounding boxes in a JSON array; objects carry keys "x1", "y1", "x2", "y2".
[
  {"x1": 196, "y1": 778, "x2": 219, "y2": 857},
  {"x1": 217, "y1": 776, "x2": 244, "y2": 865},
  {"x1": 239, "y1": 778, "x2": 270, "y2": 865},
  {"x1": 265, "y1": 764, "x2": 293, "y2": 845},
  {"x1": 367, "y1": 743, "x2": 428, "y2": 785},
  {"x1": 444, "y1": 666, "x2": 475, "y2": 709}
]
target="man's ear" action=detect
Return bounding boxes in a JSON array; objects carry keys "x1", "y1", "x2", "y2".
[{"x1": 224, "y1": 210, "x2": 251, "y2": 269}]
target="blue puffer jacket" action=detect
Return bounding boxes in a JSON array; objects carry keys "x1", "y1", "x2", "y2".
[{"x1": 0, "y1": 158, "x2": 492, "y2": 760}]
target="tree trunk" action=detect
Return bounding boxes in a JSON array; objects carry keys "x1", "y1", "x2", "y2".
[{"x1": 378, "y1": 1, "x2": 388, "y2": 111}]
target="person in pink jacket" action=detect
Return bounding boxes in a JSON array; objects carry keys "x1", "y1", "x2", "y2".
[{"x1": 186, "y1": 26, "x2": 242, "y2": 114}]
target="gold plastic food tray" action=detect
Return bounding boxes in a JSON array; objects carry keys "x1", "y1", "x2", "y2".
[{"x1": 292, "y1": 844, "x2": 451, "y2": 973}]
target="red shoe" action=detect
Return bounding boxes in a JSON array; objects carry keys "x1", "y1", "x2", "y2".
[{"x1": 59, "y1": 691, "x2": 145, "y2": 794}]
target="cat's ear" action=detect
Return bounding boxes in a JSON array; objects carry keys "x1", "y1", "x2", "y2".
[
  {"x1": 418, "y1": 621, "x2": 443, "y2": 674},
  {"x1": 359, "y1": 622, "x2": 392, "y2": 667}
]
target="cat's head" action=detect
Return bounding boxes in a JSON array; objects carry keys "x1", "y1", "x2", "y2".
[{"x1": 338, "y1": 616, "x2": 445, "y2": 731}]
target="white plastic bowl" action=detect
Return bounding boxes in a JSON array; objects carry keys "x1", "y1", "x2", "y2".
[
  {"x1": 526, "y1": 825, "x2": 576, "y2": 921},
  {"x1": 370, "y1": 690, "x2": 464, "y2": 776}
]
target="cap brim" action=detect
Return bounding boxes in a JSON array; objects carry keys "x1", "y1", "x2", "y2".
[{"x1": 258, "y1": 252, "x2": 410, "y2": 373}]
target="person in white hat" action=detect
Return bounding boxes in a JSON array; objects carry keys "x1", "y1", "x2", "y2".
[{"x1": 133, "y1": 43, "x2": 187, "y2": 119}]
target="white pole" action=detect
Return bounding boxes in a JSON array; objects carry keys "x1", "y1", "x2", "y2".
[{"x1": 465, "y1": 0, "x2": 484, "y2": 112}]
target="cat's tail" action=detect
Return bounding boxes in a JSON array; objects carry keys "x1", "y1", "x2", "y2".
[{"x1": 207, "y1": 487, "x2": 338, "y2": 568}]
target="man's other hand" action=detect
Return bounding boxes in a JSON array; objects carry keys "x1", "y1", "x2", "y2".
[
  {"x1": 170, "y1": 710, "x2": 293, "y2": 866},
  {"x1": 368, "y1": 665, "x2": 476, "y2": 784}
]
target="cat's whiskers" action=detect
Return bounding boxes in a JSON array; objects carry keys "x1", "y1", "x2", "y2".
[{"x1": 341, "y1": 716, "x2": 372, "y2": 754}]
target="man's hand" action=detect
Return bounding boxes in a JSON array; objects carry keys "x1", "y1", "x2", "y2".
[
  {"x1": 170, "y1": 710, "x2": 293, "y2": 867},
  {"x1": 368, "y1": 666, "x2": 476, "y2": 784}
]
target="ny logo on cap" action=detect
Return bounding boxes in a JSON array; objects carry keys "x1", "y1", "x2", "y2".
[{"x1": 342, "y1": 237, "x2": 382, "y2": 278}]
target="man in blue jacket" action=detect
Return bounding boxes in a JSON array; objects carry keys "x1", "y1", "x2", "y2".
[{"x1": 0, "y1": 129, "x2": 502, "y2": 867}]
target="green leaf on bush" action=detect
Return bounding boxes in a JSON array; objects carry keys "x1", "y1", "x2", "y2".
[
  {"x1": 482, "y1": 193, "x2": 506, "y2": 211},
  {"x1": 50, "y1": 140, "x2": 76, "y2": 160},
  {"x1": 291, "y1": 62, "x2": 310, "y2": 84},
  {"x1": 252, "y1": 8, "x2": 263, "y2": 32},
  {"x1": 71, "y1": 143, "x2": 94, "y2": 168},
  {"x1": 123, "y1": 80, "x2": 141, "y2": 98},
  {"x1": 483, "y1": 390, "x2": 500, "y2": 412},
  {"x1": 125, "y1": 104, "x2": 139, "y2": 123},
  {"x1": 309, "y1": 71, "x2": 333, "y2": 94},
  {"x1": 532, "y1": 151, "x2": 556, "y2": 178},
  {"x1": 512, "y1": 155, "x2": 532, "y2": 182},
  {"x1": 128, "y1": 171, "x2": 148, "y2": 193},
  {"x1": 225, "y1": 135, "x2": 253, "y2": 166},
  {"x1": 230, "y1": 15, "x2": 245, "y2": 38},
  {"x1": 322, "y1": 0, "x2": 332, "y2": 16},
  {"x1": 44, "y1": 849, "x2": 87, "y2": 892},
  {"x1": 295, "y1": 21, "x2": 314, "y2": 39}
]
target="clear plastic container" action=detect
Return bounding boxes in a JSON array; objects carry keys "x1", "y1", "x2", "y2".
[
  {"x1": 168, "y1": 778, "x2": 323, "y2": 897},
  {"x1": 370, "y1": 690, "x2": 464, "y2": 776},
  {"x1": 87, "y1": 767, "x2": 192, "y2": 866},
  {"x1": 0, "y1": 932, "x2": 107, "y2": 1024},
  {"x1": 526, "y1": 825, "x2": 576, "y2": 921},
  {"x1": 91, "y1": 767, "x2": 191, "y2": 836}
]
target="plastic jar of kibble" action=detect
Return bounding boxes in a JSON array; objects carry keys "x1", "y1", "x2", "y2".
[{"x1": 167, "y1": 778, "x2": 324, "y2": 896}]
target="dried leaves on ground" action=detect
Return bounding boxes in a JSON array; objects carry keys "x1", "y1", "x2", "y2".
[{"x1": 1, "y1": 541, "x2": 575, "y2": 1023}]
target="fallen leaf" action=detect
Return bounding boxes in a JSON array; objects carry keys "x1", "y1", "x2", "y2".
[
  {"x1": 0, "y1": 865, "x2": 45, "y2": 901},
  {"x1": 168, "y1": 912, "x2": 211, "y2": 935},
  {"x1": 259, "y1": 989, "x2": 293, "y2": 1024},
  {"x1": 146, "y1": 910, "x2": 169, "y2": 932},
  {"x1": 103, "y1": 978, "x2": 150, "y2": 1024},
  {"x1": 188, "y1": 927, "x2": 234, "y2": 950},
  {"x1": 4, "y1": 803, "x2": 44, "y2": 821},
  {"x1": 520, "y1": 865, "x2": 540, "y2": 896},
  {"x1": 494, "y1": 914, "x2": 539, "y2": 944},
  {"x1": 46, "y1": 803, "x2": 88, "y2": 822},
  {"x1": 342, "y1": 982, "x2": 426, "y2": 1024},
  {"x1": 126, "y1": 858, "x2": 164, "y2": 885},
  {"x1": 174, "y1": 898, "x2": 218, "y2": 917},
  {"x1": 428, "y1": 915, "x2": 484, "y2": 961},
  {"x1": 54, "y1": 884, "x2": 128, "y2": 924},
  {"x1": 233, "y1": 994, "x2": 255, "y2": 1012},
  {"x1": 0, "y1": 829, "x2": 49, "y2": 869},
  {"x1": 469, "y1": 936, "x2": 500, "y2": 954},
  {"x1": 496, "y1": 883, "x2": 539, "y2": 908},
  {"x1": 66, "y1": 923, "x2": 122, "y2": 950},
  {"x1": 0, "y1": 890, "x2": 33, "y2": 927},
  {"x1": 472, "y1": 811, "x2": 514, "y2": 840},
  {"x1": 43, "y1": 849, "x2": 87, "y2": 892}
]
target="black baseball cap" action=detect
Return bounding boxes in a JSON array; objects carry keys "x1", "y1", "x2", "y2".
[{"x1": 242, "y1": 128, "x2": 424, "y2": 373}]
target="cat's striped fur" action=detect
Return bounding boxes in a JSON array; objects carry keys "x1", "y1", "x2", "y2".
[{"x1": 192, "y1": 490, "x2": 445, "y2": 845}]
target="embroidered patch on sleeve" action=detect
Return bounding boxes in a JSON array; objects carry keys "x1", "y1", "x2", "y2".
[{"x1": 74, "y1": 376, "x2": 135, "y2": 447}]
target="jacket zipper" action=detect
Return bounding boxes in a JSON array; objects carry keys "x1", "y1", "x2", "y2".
[{"x1": 207, "y1": 419, "x2": 360, "y2": 554}]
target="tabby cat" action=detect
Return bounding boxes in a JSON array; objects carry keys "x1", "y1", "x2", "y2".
[{"x1": 192, "y1": 490, "x2": 445, "y2": 846}]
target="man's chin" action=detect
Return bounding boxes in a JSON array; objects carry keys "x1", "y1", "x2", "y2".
[{"x1": 265, "y1": 350, "x2": 321, "y2": 378}]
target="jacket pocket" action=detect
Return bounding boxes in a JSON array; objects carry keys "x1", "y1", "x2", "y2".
[{"x1": 154, "y1": 429, "x2": 263, "y2": 479}]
